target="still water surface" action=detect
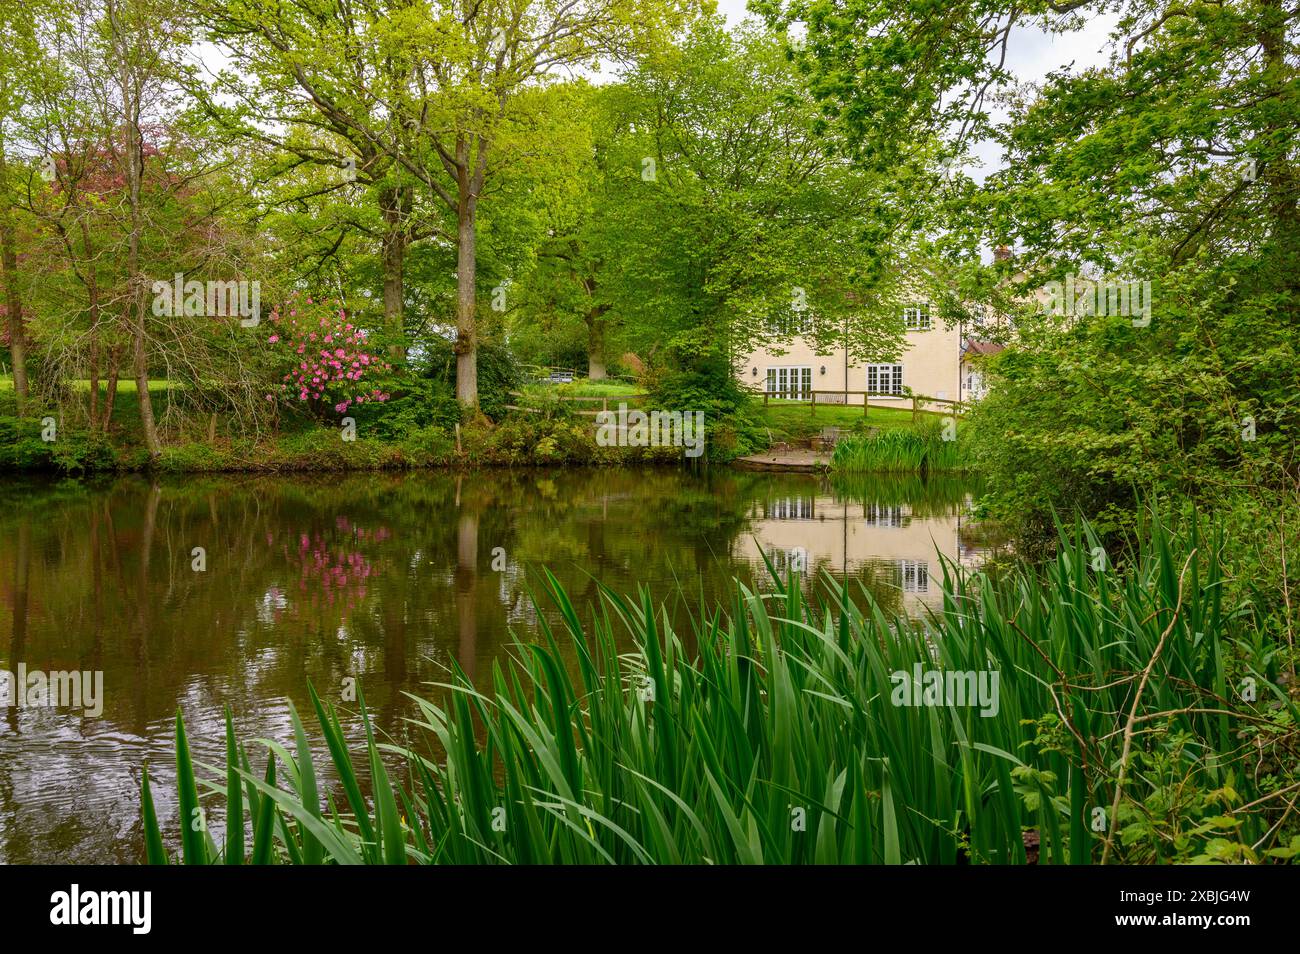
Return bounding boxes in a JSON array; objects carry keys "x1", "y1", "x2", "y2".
[{"x1": 0, "y1": 467, "x2": 985, "y2": 862}]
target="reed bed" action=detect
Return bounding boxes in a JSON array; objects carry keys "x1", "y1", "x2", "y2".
[
  {"x1": 142, "y1": 517, "x2": 1297, "y2": 864},
  {"x1": 831, "y1": 420, "x2": 967, "y2": 474}
]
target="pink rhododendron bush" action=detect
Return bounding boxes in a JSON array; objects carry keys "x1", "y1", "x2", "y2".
[{"x1": 263, "y1": 294, "x2": 391, "y2": 416}]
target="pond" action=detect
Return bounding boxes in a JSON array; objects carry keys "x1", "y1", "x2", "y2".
[{"x1": 0, "y1": 467, "x2": 987, "y2": 863}]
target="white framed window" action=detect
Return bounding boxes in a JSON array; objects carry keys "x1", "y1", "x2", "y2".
[
  {"x1": 766, "y1": 366, "x2": 812, "y2": 400},
  {"x1": 769, "y1": 307, "x2": 812, "y2": 337},
  {"x1": 903, "y1": 303, "x2": 932, "y2": 331},
  {"x1": 900, "y1": 560, "x2": 929, "y2": 593},
  {"x1": 866, "y1": 364, "x2": 904, "y2": 397}
]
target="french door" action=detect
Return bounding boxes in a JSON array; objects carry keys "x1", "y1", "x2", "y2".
[{"x1": 765, "y1": 366, "x2": 812, "y2": 400}]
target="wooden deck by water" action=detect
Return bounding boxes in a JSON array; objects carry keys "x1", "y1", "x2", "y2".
[{"x1": 731, "y1": 449, "x2": 832, "y2": 472}]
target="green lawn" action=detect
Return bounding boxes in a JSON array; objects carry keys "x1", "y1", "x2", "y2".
[
  {"x1": 757, "y1": 399, "x2": 915, "y2": 441},
  {"x1": 0, "y1": 376, "x2": 173, "y2": 393},
  {"x1": 554, "y1": 379, "x2": 643, "y2": 397}
]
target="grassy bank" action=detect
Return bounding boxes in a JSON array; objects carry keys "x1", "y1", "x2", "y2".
[
  {"x1": 140, "y1": 515, "x2": 1298, "y2": 864},
  {"x1": 0, "y1": 411, "x2": 696, "y2": 473},
  {"x1": 757, "y1": 399, "x2": 916, "y2": 444},
  {"x1": 0, "y1": 375, "x2": 699, "y2": 472}
]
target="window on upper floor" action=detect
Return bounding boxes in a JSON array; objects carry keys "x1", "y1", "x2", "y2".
[
  {"x1": 903, "y1": 303, "x2": 932, "y2": 331},
  {"x1": 769, "y1": 306, "x2": 813, "y2": 337}
]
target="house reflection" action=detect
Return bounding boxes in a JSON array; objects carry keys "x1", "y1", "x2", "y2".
[{"x1": 734, "y1": 478, "x2": 981, "y2": 615}]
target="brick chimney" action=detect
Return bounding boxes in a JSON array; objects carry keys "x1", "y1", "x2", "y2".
[{"x1": 994, "y1": 245, "x2": 1011, "y2": 262}]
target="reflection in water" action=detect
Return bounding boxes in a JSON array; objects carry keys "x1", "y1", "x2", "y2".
[{"x1": 0, "y1": 468, "x2": 986, "y2": 862}]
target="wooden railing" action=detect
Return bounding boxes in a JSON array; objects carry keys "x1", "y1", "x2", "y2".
[
  {"x1": 505, "y1": 388, "x2": 964, "y2": 422},
  {"x1": 518, "y1": 365, "x2": 639, "y2": 386},
  {"x1": 504, "y1": 391, "x2": 650, "y2": 417},
  {"x1": 760, "y1": 388, "x2": 968, "y2": 422}
]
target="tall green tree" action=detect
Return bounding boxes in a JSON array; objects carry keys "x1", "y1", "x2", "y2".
[
  {"x1": 0, "y1": 0, "x2": 44, "y2": 415},
  {"x1": 197, "y1": 0, "x2": 695, "y2": 409},
  {"x1": 584, "y1": 20, "x2": 919, "y2": 376}
]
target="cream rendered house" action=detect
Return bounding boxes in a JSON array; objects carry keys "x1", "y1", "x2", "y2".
[{"x1": 737, "y1": 299, "x2": 1002, "y2": 409}]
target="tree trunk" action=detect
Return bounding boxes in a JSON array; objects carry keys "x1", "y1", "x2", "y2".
[
  {"x1": 379, "y1": 184, "x2": 407, "y2": 340},
  {"x1": 89, "y1": 328, "x2": 101, "y2": 427},
  {"x1": 102, "y1": 344, "x2": 123, "y2": 428},
  {"x1": 455, "y1": 171, "x2": 478, "y2": 405},
  {"x1": 130, "y1": 285, "x2": 160, "y2": 456},
  {"x1": 81, "y1": 220, "x2": 103, "y2": 428},
  {"x1": 586, "y1": 304, "x2": 610, "y2": 380},
  {"x1": 0, "y1": 145, "x2": 29, "y2": 416},
  {"x1": 114, "y1": 3, "x2": 161, "y2": 457},
  {"x1": 1260, "y1": 0, "x2": 1300, "y2": 271},
  {"x1": 454, "y1": 132, "x2": 487, "y2": 408}
]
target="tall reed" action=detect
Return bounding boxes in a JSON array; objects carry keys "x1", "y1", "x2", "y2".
[
  {"x1": 831, "y1": 419, "x2": 967, "y2": 474},
  {"x1": 140, "y1": 516, "x2": 1297, "y2": 864}
]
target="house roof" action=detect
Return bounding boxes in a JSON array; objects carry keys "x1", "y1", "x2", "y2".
[{"x1": 963, "y1": 339, "x2": 1005, "y2": 356}]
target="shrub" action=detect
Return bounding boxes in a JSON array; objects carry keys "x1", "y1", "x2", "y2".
[
  {"x1": 262, "y1": 294, "x2": 393, "y2": 418},
  {"x1": 489, "y1": 415, "x2": 596, "y2": 464},
  {"x1": 350, "y1": 375, "x2": 459, "y2": 442},
  {"x1": 416, "y1": 337, "x2": 521, "y2": 421},
  {"x1": 0, "y1": 416, "x2": 55, "y2": 470},
  {"x1": 648, "y1": 361, "x2": 766, "y2": 461}
]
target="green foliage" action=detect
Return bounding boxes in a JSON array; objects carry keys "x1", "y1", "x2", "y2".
[
  {"x1": 417, "y1": 337, "x2": 522, "y2": 421},
  {"x1": 648, "y1": 361, "x2": 767, "y2": 461},
  {"x1": 351, "y1": 374, "x2": 460, "y2": 441},
  {"x1": 0, "y1": 416, "x2": 121, "y2": 473},
  {"x1": 137, "y1": 514, "x2": 1299, "y2": 864},
  {"x1": 488, "y1": 415, "x2": 598, "y2": 464},
  {"x1": 0, "y1": 415, "x2": 54, "y2": 470},
  {"x1": 157, "y1": 442, "x2": 231, "y2": 473},
  {"x1": 964, "y1": 269, "x2": 1300, "y2": 548}
]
